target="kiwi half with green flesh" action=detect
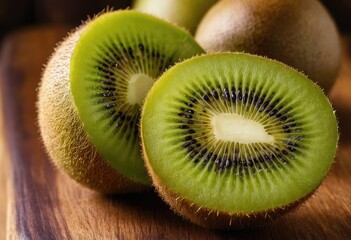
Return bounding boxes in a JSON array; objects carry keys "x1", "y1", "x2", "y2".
[
  {"x1": 38, "y1": 26, "x2": 145, "y2": 193},
  {"x1": 38, "y1": 10, "x2": 204, "y2": 193},
  {"x1": 195, "y1": 0, "x2": 341, "y2": 93},
  {"x1": 141, "y1": 53, "x2": 338, "y2": 229},
  {"x1": 133, "y1": 0, "x2": 218, "y2": 34}
]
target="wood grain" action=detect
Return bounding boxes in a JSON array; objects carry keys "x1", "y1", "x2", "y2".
[
  {"x1": 0, "y1": 27, "x2": 350, "y2": 239},
  {"x1": 0, "y1": 84, "x2": 9, "y2": 240}
]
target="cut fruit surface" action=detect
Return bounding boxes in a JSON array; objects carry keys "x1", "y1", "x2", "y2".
[
  {"x1": 141, "y1": 53, "x2": 338, "y2": 226},
  {"x1": 70, "y1": 11, "x2": 204, "y2": 185}
]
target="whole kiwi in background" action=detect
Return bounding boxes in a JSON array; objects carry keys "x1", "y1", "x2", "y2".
[
  {"x1": 133, "y1": 0, "x2": 218, "y2": 34},
  {"x1": 195, "y1": 0, "x2": 341, "y2": 93}
]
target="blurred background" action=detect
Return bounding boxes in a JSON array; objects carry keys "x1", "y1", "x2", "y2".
[
  {"x1": 322, "y1": 0, "x2": 351, "y2": 34},
  {"x1": 0, "y1": 0, "x2": 132, "y2": 41},
  {"x1": 0, "y1": 0, "x2": 350, "y2": 43}
]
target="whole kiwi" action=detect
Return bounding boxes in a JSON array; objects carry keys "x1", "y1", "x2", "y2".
[
  {"x1": 195, "y1": 0, "x2": 341, "y2": 92},
  {"x1": 37, "y1": 10, "x2": 204, "y2": 194},
  {"x1": 133, "y1": 0, "x2": 218, "y2": 34},
  {"x1": 141, "y1": 53, "x2": 338, "y2": 229}
]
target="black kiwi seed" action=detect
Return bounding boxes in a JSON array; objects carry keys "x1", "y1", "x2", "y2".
[
  {"x1": 188, "y1": 146, "x2": 194, "y2": 152},
  {"x1": 105, "y1": 103, "x2": 116, "y2": 109},
  {"x1": 112, "y1": 114, "x2": 120, "y2": 122},
  {"x1": 203, "y1": 94, "x2": 210, "y2": 102},
  {"x1": 138, "y1": 43, "x2": 144, "y2": 52},
  {"x1": 256, "y1": 97, "x2": 264, "y2": 106},
  {"x1": 284, "y1": 129, "x2": 291, "y2": 133},
  {"x1": 282, "y1": 150, "x2": 289, "y2": 155},
  {"x1": 265, "y1": 105, "x2": 273, "y2": 112},
  {"x1": 212, "y1": 89, "x2": 219, "y2": 99},
  {"x1": 199, "y1": 149, "x2": 207, "y2": 157},
  {"x1": 185, "y1": 136, "x2": 192, "y2": 141},
  {"x1": 288, "y1": 147, "x2": 296, "y2": 152},
  {"x1": 259, "y1": 101, "x2": 269, "y2": 112},
  {"x1": 269, "y1": 109, "x2": 278, "y2": 116},
  {"x1": 237, "y1": 88, "x2": 242, "y2": 101},
  {"x1": 206, "y1": 152, "x2": 213, "y2": 160},
  {"x1": 188, "y1": 129, "x2": 196, "y2": 134},
  {"x1": 187, "y1": 102, "x2": 194, "y2": 107},
  {"x1": 281, "y1": 116, "x2": 288, "y2": 121},
  {"x1": 225, "y1": 159, "x2": 231, "y2": 168},
  {"x1": 109, "y1": 109, "x2": 116, "y2": 116},
  {"x1": 190, "y1": 97, "x2": 197, "y2": 103},
  {"x1": 128, "y1": 47, "x2": 134, "y2": 59},
  {"x1": 230, "y1": 87, "x2": 236, "y2": 102},
  {"x1": 222, "y1": 88, "x2": 230, "y2": 101}
]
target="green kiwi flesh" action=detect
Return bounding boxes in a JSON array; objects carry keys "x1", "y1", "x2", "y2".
[
  {"x1": 141, "y1": 53, "x2": 338, "y2": 229},
  {"x1": 70, "y1": 11, "x2": 204, "y2": 186},
  {"x1": 133, "y1": 0, "x2": 219, "y2": 34},
  {"x1": 195, "y1": 0, "x2": 341, "y2": 92}
]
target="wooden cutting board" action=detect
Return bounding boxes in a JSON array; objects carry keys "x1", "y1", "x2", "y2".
[{"x1": 0, "y1": 26, "x2": 350, "y2": 239}]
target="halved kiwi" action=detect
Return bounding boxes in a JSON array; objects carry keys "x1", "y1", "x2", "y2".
[
  {"x1": 38, "y1": 10, "x2": 204, "y2": 193},
  {"x1": 141, "y1": 53, "x2": 338, "y2": 229}
]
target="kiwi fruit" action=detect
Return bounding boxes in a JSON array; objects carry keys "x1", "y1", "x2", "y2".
[
  {"x1": 141, "y1": 53, "x2": 338, "y2": 229},
  {"x1": 38, "y1": 10, "x2": 204, "y2": 193},
  {"x1": 195, "y1": 0, "x2": 341, "y2": 93},
  {"x1": 133, "y1": 0, "x2": 218, "y2": 34}
]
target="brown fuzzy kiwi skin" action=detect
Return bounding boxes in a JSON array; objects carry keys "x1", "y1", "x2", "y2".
[
  {"x1": 141, "y1": 135, "x2": 315, "y2": 229},
  {"x1": 37, "y1": 23, "x2": 149, "y2": 194},
  {"x1": 195, "y1": 0, "x2": 341, "y2": 93}
]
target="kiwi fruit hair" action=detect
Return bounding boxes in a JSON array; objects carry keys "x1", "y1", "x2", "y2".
[
  {"x1": 141, "y1": 53, "x2": 338, "y2": 229},
  {"x1": 38, "y1": 10, "x2": 204, "y2": 193},
  {"x1": 195, "y1": 0, "x2": 341, "y2": 93},
  {"x1": 133, "y1": 0, "x2": 219, "y2": 34}
]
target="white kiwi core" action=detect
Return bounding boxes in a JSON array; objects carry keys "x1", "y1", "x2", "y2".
[
  {"x1": 211, "y1": 113, "x2": 275, "y2": 144},
  {"x1": 127, "y1": 73, "x2": 154, "y2": 105}
]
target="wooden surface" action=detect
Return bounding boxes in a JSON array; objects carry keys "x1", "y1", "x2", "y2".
[
  {"x1": 0, "y1": 89, "x2": 8, "y2": 240},
  {"x1": 0, "y1": 26, "x2": 350, "y2": 239}
]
